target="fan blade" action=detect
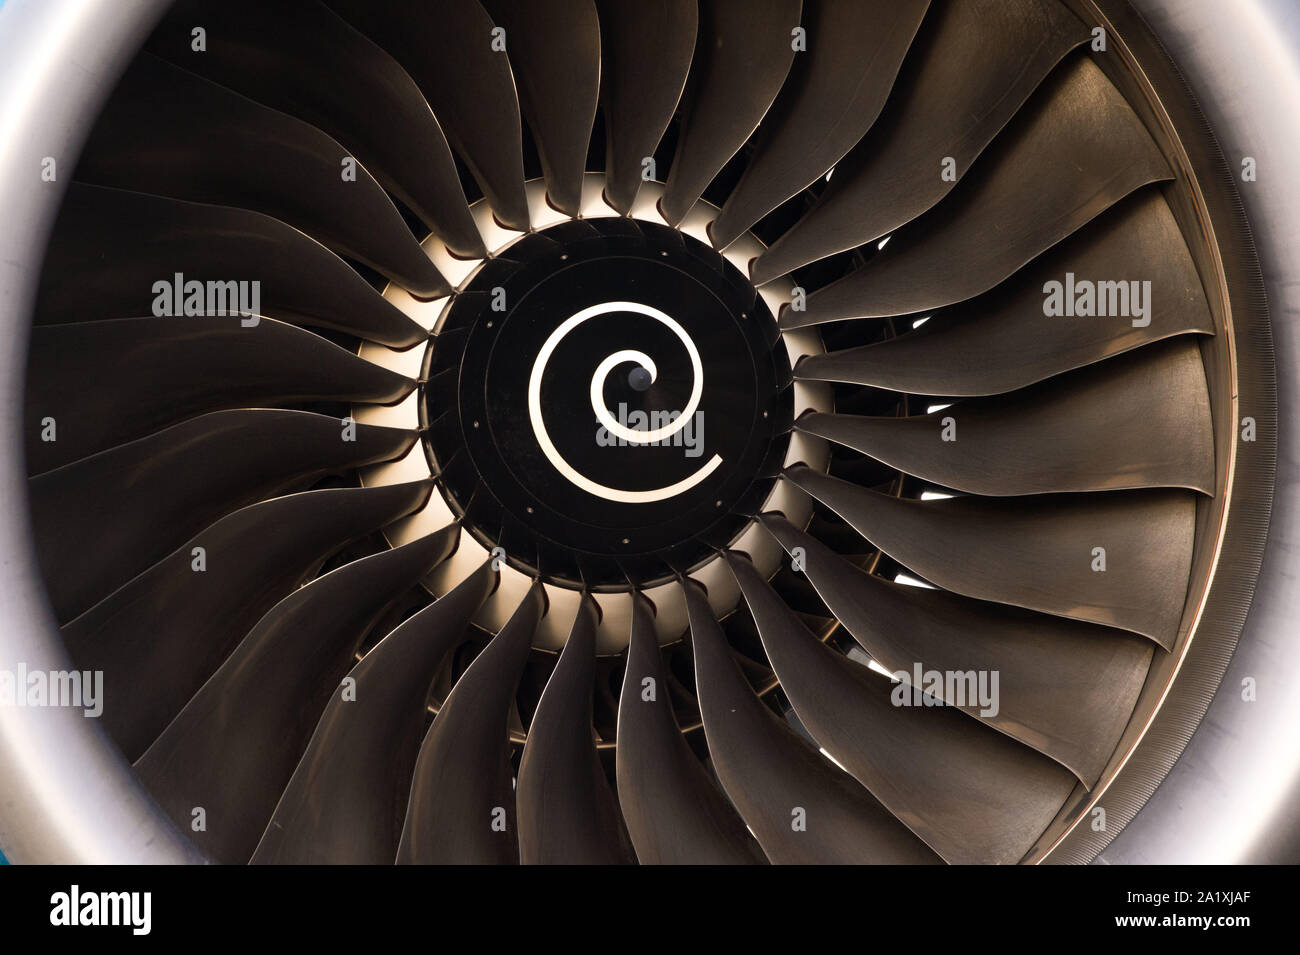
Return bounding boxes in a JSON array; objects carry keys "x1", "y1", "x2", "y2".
[
  {"x1": 397, "y1": 582, "x2": 545, "y2": 864},
  {"x1": 253, "y1": 562, "x2": 498, "y2": 864},
  {"x1": 726, "y1": 552, "x2": 1077, "y2": 864},
  {"x1": 783, "y1": 57, "x2": 1171, "y2": 327},
  {"x1": 709, "y1": 0, "x2": 931, "y2": 249},
  {"x1": 594, "y1": 0, "x2": 698, "y2": 214},
  {"x1": 77, "y1": 54, "x2": 447, "y2": 297},
  {"x1": 27, "y1": 316, "x2": 414, "y2": 473},
  {"x1": 616, "y1": 594, "x2": 766, "y2": 864},
  {"x1": 481, "y1": 0, "x2": 601, "y2": 217},
  {"x1": 136, "y1": 529, "x2": 460, "y2": 863},
  {"x1": 327, "y1": 0, "x2": 531, "y2": 232},
  {"x1": 31, "y1": 409, "x2": 415, "y2": 622},
  {"x1": 752, "y1": 0, "x2": 1088, "y2": 283},
  {"x1": 658, "y1": 0, "x2": 802, "y2": 226},
  {"x1": 684, "y1": 579, "x2": 941, "y2": 863},
  {"x1": 517, "y1": 595, "x2": 635, "y2": 864},
  {"x1": 796, "y1": 338, "x2": 1214, "y2": 496},
  {"x1": 795, "y1": 192, "x2": 1214, "y2": 395},
  {"x1": 35, "y1": 185, "x2": 428, "y2": 346},
  {"x1": 63, "y1": 480, "x2": 432, "y2": 762},
  {"x1": 759, "y1": 514, "x2": 1153, "y2": 786},
  {"x1": 148, "y1": 0, "x2": 484, "y2": 257},
  {"x1": 785, "y1": 465, "x2": 1195, "y2": 648}
]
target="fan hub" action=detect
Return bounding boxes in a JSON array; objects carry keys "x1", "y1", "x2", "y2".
[{"x1": 423, "y1": 218, "x2": 792, "y2": 589}]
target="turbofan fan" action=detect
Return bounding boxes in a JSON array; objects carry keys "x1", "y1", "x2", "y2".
[{"x1": 22, "y1": 0, "x2": 1274, "y2": 865}]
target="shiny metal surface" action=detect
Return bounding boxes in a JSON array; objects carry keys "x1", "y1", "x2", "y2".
[
  {"x1": 659, "y1": 0, "x2": 801, "y2": 226},
  {"x1": 753, "y1": 0, "x2": 1089, "y2": 284},
  {"x1": 137, "y1": 528, "x2": 459, "y2": 863},
  {"x1": 709, "y1": 0, "x2": 930, "y2": 249},
  {"x1": 783, "y1": 57, "x2": 1170, "y2": 327},
  {"x1": 616, "y1": 594, "x2": 766, "y2": 864},
  {"x1": 254, "y1": 561, "x2": 497, "y2": 864},
  {"x1": 0, "y1": 0, "x2": 1284, "y2": 867},
  {"x1": 31, "y1": 409, "x2": 416, "y2": 621},
  {"x1": 148, "y1": 0, "x2": 485, "y2": 257},
  {"x1": 796, "y1": 337, "x2": 1215, "y2": 496},
  {"x1": 77, "y1": 54, "x2": 449, "y2": 296},
  {"x1": 27, "y1": 316, "x2": 415, "y2": 472},
  {"x1": 794, "y1": 190, "x2": 1214, "y2": 396},
  {"x1": 787, "y1": 466, "x2": 1196, "y2": 647},
  {"x1": 517, "y1": 595, "x2": 634, "y2": 864},
  {"x1": 685, "y1": 578, "x2": 942, "y2": 864},
  {"x1": 328, "y1": 0, "x2": 532, "y2": 232},
  {"x1": 727, "y1": 551, "x2": 1079, "y2": 865},
  {"x1": 482, "y1": 0, "x2": 601, "y2": 217},
  {"x1": 760, "y1": 514, "x2": 1154, "y2": 786},
  {"x1": 594, "y1": 0, "x2": 697, "y2": 214},
  {"x1": 63, "y1": 481, "x2": 432, "y2": 761},
  {"x1": 0, "y1": 0, "x2": 204, "y2": 866},
  {"x1": 1023, "y1": 0, "x2": 1279, "y2": 862},
  {"x1": 355, "y1": 176, "x2": 830, "y2": 652},
  {"x1": 38, "y1": 184, "x2": 428, "y2": 346},
  {"x1": 1090, "y1": 0, "x2": 1300, "y2": 864},
  {"x1": 396, "y1": 582, "x2": 543, "y2": 865}
]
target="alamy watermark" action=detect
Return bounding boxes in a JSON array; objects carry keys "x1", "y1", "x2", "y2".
[
  {"x1": 50, "y1": 886, "x2": 151, "y2": 936},
  {"x1": 152, "y1": 271, "x2": 261, "y2": 325},
  {"x1": 596, "y1": 403, "x2": 705, "y2": 459},
  {"x1": 1042, "y1": 273, "x2": 1152, "y2": 328},
  {"x1": 0, "y1": 664, "x2": 103, "y2": 717},
  {"x1": 890, "y1": 663, "x2": 1000, "y2": 718}
]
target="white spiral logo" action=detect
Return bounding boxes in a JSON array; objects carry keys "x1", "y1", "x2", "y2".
[{"x1": 527, "y1": 301, "x2": 723, "y2": 503}]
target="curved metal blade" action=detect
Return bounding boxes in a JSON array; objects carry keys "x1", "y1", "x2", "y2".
[
  {"x1": 752, "y1": 0, "x2": 1088, "y2": 283},
  {"x1": 785, "y1": 466, "x2": 1196, "y2": 649},
  {"x1": 148, "y1": 0, "x2": 484, "y2": 256},
  {"x1": 136, "y1": 529, "x2": 460, "y2": 863},
  {"x1": 36, "y1": 185, "x2": 428, "y2": 347},
  {"x1": 784, "y1": 57, "x2": 1171, "y2": 327},
  {"x1": 78, "y1": 54, "x2": 448, "y2": 297},
  {"x1": 709, "y1": 0, "x2": 930, "y2": 249},
  {"x1": 63, "y1": 481, "x2": 432, "y2": 762},
  {"x1": 795, "y1": 191, "x2": 1214, "y2": 395},
  {"x1": 684, "y1": 579, "x2": 942, "y2": 863},
  {"x1": 31, "y1": 409, "x2": 416, "y2": 622},
  {"x1": 595, "y1": 0, "x2": 698, "y2": 214},
  {"x1": 327, "y1": 0, "x2": 531, "y2": 232},
  {"x1": 27, "y1": 316, "x2": 414, "y2": 473},
  {"x1": 726, "y1": 552, "x2": 1077, "y2": 865},
  {"x1": 517, "y1": 595, "x2": 635, "y2": 864},
  {"x1": 616, "y1": 593, "x2": 766, "y2": 864},
  {"x1": 397, "y1": 582, "x2": 545, "y2": 864},
  {"x1": 759, "y1": 514, "x2": 1154, "y2": 786},
  {"x1": 658, "y1": 0, "x2": 802, "y2": 226},
  {"x1": 253, "y1": 562, "x2": 498, "y2": 865},
  {"x1": 481, "y1": 0, "x2": 601, "y2": 217},
  {"x1": 796, "y1": 338, "x2": 1215, "y2": 496}
]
